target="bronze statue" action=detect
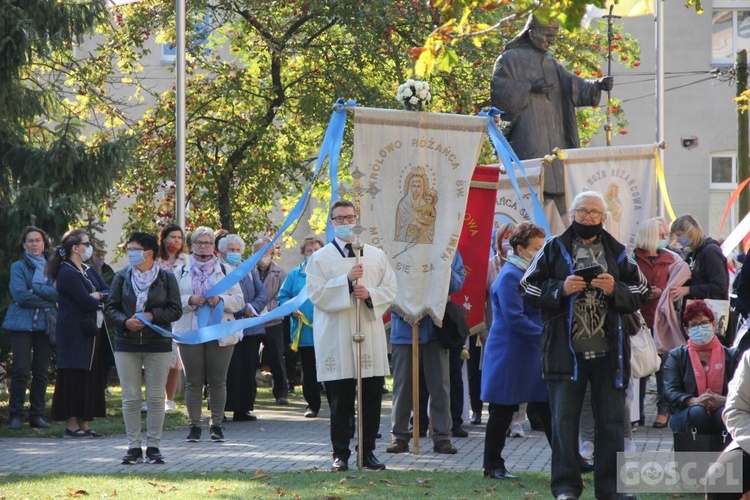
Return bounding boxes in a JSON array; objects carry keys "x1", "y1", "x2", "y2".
[{"x1": 491, "y1": 15, "x2": 613, "y2": 211}]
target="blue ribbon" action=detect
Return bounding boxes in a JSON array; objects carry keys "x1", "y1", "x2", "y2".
[
  {"x1": 204, "y1": 98, "x2": 354, "y2": 299},
  {"x1": 480, "y1": 108, "x2": 551, "y2": 235},
  {"x1": 136, "y1": 288, "x2": 309, "y2": 345}
]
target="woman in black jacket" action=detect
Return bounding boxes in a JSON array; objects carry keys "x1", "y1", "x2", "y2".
[{"x1": 105, "y1": 232, "x2": 182, "y2": 464}]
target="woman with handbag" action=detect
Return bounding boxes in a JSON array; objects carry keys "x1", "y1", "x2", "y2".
[
  {"x1": 633, "y1": 218, "x2": 679, "y2": 428},
  {"x1": 663, "y1": 300, "x2": 738, "y2": 436},
  {"x1": 48, "y1": 229, "x2": 112, "y2": 438},
  {"x1": 2, "y1": 226, "x2": 57, "y2": 430}
]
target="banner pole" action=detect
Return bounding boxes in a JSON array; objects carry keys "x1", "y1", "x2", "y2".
[{"x1": 412, "y1": 323, "x2": 420, "y2": 455}]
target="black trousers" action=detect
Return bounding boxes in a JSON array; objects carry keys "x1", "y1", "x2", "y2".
[
  {"x1": 467, "y1": 335, "x2": 483, "y2": 414},
  {"x1": 324, "y1": 376, "x2": 384, "y2": 460},
  {"x1": 483, "y1": 401, "x2": 552, "y2": 470},
  {"x1": 262, "y1": 323, "x2": 288, "y2": 400},
  {"x1": 448, "y1": 342, "x2": 465, "y2": 428},
  {"x1": 224, "y1": 334, "x2": 261, "y2": 413},
  {"x1": 299, "y1": 346, "x2": 321, "y2": 413}
]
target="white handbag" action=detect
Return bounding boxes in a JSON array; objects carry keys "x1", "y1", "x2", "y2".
[{"x1": 629, "y1": 313, "x2": 662, "y2": 378}]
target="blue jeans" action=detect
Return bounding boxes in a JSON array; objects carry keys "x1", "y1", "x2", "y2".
[
  {"x1": 547, "y1": 354, "x2": 625, "y2": 499},
  {"x1": 9, "y1": 331, "x2": 52, "y2": 419}
]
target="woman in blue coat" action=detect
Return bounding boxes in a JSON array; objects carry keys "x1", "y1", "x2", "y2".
[
  {"x1": 2, "y1": 226, "x2": 57, "y2": 430},
  {"x1": 278, "y1": 236, "x2": 324, "y2": 418},
  {"x1": 481, "y1": 222, "x2": 548, "y2": 479},
  {"x1": 48, "y1": 229, "x2": 111, "y2": 438}
]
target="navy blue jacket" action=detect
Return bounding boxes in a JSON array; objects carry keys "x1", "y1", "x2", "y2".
[
  {"x1": 2, "y1": 254, "x2": 57, "y2": 332},
  {"x1": 55, "y1": 261, "x2": 110, "y2": 370}
]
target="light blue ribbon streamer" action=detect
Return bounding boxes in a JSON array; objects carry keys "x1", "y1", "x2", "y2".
[
  {"x1": 136, "y1": 288, "x2": 309, "y2": 345},
  {"x1": 196, "y1": 298, "x2": 224, "y2": 328},
  {"x1": 205, "y1": 98, "x2": 355, "y2": 299},
  {"x1": 480, "y1": 108, "x2": 551, "y2": 236},
  {"x1": 325, "y1": 99, "x2": 356, "y2": 242}
]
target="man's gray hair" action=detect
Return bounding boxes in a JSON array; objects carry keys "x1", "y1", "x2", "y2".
[
  {"x1": 253, "y1": 236, "x2": 272, "y2": 250},
  {"x1": 568, "y1": 190, "x2": 607, "y2": 214},
  {"x1": 218, "y1": 234, "x2": 245, "y2": 255}
]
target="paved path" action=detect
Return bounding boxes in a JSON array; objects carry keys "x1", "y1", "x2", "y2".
[{"x1": 0, "y1": 387, "x2": 674, "y2": 476}]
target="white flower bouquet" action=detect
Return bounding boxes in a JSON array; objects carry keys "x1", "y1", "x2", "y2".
[{"x1": 396, "y1": 79, "x2": 431, "y2": 111}]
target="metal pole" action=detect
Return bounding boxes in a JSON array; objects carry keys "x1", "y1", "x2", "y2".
[
  {"x1": 738, "y1": 50, "x2": 749, "y2": 216},
  {"x1": 351, "y1": 239, "x2": 365, "y2": 470},
  {"x1": 603, "y1": 5, "x2": 619, "y2": 147},
  {"x1": 656, "y1": 0, "x2": 665, "y2": 216},
  {"x1": 175, "y1": 0, "x2": 186, "y2": 229}
]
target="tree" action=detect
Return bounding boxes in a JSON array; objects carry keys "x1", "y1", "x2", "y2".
[{"x1": 62, "y1": 0, "x2": 639, "y2": 245}]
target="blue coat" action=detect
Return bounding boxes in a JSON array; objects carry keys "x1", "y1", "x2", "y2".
[
  {"x1": 481, "y1": 261, "x2": 547, "y2": 405},
  {"x1": 234, "y1": 267, "x2": 268, "y2": 337},
  {"x1": 278, "y1": 262, "x2": 315, "y2": 348},
  {"x1": 2, "y1": 254, "x2": 57, "y2": 332},
  {"x1": 55, "y1": 262, "x2": 110, "y2": 370}
]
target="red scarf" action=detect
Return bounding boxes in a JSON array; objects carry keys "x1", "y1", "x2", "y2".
[{"x1": 687, "y1": 335, "x2": 725, "y2": 396}]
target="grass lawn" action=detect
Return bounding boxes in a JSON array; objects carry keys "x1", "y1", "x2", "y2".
[{"x1": 0, "y1": 470, "x2": 703, "y2": 499}]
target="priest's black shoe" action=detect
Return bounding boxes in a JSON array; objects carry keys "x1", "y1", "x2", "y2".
[
  {"x1": 579, "y1": 459, "x2": 595, "y2": 474},
  {"x1": 8, "y1": 416, "x2": 22, "y2": 430},
  {"x1": 484, "y1": 467, "x2": 517, "y2": 479},
  {"x1": 361, "y1": 452, "x2": 386, "y2": 470},
  {"x1": 331, "y1": 457, "x2": 348, "y2": 472},
  {"x1": 233, "y1": 412, "x2": 257, "y2": 422}
]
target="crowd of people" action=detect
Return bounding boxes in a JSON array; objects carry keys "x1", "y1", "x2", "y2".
[{"x1": 6, "y1": 190, "x2": 750, "y2": 499}]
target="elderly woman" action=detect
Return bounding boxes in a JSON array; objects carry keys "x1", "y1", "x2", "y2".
[
  {"x1": 219, "y1": 234, "x2": 268, "y2": 422},
  {"x1": 48, "y1": 229, "x2": 112, "y2": 438},
  {"x1": 156, "y1": 223, "x2": 189, "y2": 412},
  {"x1": 664, "y1": 300, "x2": 738, "y2": 436},
  {"x1": 633, "y1": 218, "x2": 679, "y2": 428},
  {"x1": 173, "y1": 227, "x2": 245, "y2": 443},
  {"x1": 105, "y1": 232, "x2": 182, "y2": 464},
  {"x1": 669, "y1": 214, "x2": 728, "y2": 303},
  {"x1": 278, "y1": 235, "x2": 324, "y2": 418},
  {"x1": 481, "y1": 222, "x2": 548, "y2": 480},
  {"x1": 2, "y1": 226, "x2": 57, "y2": 430}
]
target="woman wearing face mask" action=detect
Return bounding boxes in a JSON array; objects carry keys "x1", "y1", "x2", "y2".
[
  {"x1": 2, "y1": 226, "x2": 57, "y2": 430},
  {"x1": 219, "y1": 234, "x2": 268, "y2": 422},
  {"x1": 278, "y1": 235, "x2": 325, "y2": 418},
  {"x1": 156, "y1": 224, "x2": 189, "y2": 412},
  {"x1": 668, "y1": 214, "x2": 729, "y2": 304},
  {"x1": 173, "y1": 227, "x2": 245, "y2": 443},
  {"x1": 481, "y1": 222, "x2": 550, "y2": 480},
  {"x1": 633, "y1": 218, "x2": 680, "y2": 428},
  {"x1": 104, "y1": 232, "x2": 182, "y2": 464},
  {"x1": 48, "y1": 229, "x2": 112, "y2": 438},
  {"x1": 663, "y1": 300, "x2": 738, "y2": 436}
]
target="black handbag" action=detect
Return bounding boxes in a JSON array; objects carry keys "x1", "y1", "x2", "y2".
[{"x1": 673, "y1": 411, "x2": 733, "y2": 452}]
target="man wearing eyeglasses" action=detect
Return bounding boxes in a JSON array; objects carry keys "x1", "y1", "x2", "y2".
[
  {"x1": 305, "y1": 199, "x2": 397, "y2": 472},
  {"x1": 520, "y1": 191, "x2": 649, "y2": 500}
]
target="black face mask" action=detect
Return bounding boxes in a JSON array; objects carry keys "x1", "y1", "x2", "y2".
[{"x1": 571, "y1": 221, "x2": 603, "y2": 240}]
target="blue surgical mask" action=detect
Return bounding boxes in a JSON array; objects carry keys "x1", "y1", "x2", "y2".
[
  {"x1": 658, "y1": 238, "x2": 669, "y2": 249},
  {"x1": 127, "y1": 250, "x2": 145, "y2": 267},
  {"x1": 687, "y1": 323, "x2": 715, "y2": 345},
  {"x1": 334, "y1": 224, "x2": 356, "y2": 241},
  {"x1": 81, "y1": 244, "x2": 94, "y2": 262},
  {"x1": 225, "y1": 252, "x2": 241, "y2": 266},
  {"x1": 677, "y1": 236, "x2": 690, "y2": 248}
]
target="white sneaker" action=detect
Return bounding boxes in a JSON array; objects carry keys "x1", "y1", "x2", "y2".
[
  {"x1": 624, "y1": 437, "x2": 637, "y2": 457},
  {"x1": 165, "y1": 400, "x2": 176, "y2": 412},
  {"x1": 579, "y1": 440, "x2": 594, "y2": 460},
  {"x1": 509, "y1": 422, "x2": 525, "y2": 438}
]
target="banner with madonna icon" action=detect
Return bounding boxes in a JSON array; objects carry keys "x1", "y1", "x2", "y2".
[
  {"x1": 352, "y1": 107, "x2": 486, "y2": 326},
  {"x1": 564, "y1": 145, "x2": 657, "y2": 248}
]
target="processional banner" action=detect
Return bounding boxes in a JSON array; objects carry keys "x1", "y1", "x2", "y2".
[
  {"x1": 564, "y1": 145, "x2": 657, "y2": 248},
  {"x1": 452, "y1": 165, "x2": 501, "y2": 334},
  {"x1": 352, "y1": 108, "x2": 486, "y2": 326},
  {"x1": 491, "y1": 161, "x2": 544, "y2": 225}
]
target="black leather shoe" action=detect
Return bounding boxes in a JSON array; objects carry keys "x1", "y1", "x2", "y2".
[
  {"x1": 233, "y1": 412, "x2": 257, "y2": 422},
  {"x1": 483, "y1": 467, "x2": 518, "y2": 479},
  {"x1": 452, "y1": 426, "x2": 469, "y2": 438},
  {"x1": 579, "y1": 459, "x2": 595, "y2": 474},
  {"x1": 361, "y1": 452, "x2": 386, "y2": 470},
  {"x1": 29, "y1": 415, "x2": 50, "y2": 429},
  {"x1": 331, "y1": 457, "x2": 349, "y2": 472},
  {"x1": 8, "y1": 416, "x2": 22, "y2": 430},
  {"x1": 470, "y1": 412, "x2": 482, "y2": 425},
  {"x1": 555, "y1": 494, "x2": 579, "y2": 500}
]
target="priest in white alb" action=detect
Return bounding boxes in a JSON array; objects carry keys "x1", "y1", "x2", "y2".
[{"x1": 305, "y1": 199, "x2": 397, "y2": 472}]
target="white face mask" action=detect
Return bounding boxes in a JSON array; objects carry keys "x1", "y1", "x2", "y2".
[
  {"x1": 80, "y1": 244, "x2": 94, "y2": 261},
  {"x1": 259, "y1": 255, "x2": 273, "y2": 267}
]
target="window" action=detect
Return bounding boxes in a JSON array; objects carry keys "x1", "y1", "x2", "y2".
[
  {"x1": 709, "y1": 153, "x2": 738, "y2": 239},
  {"x1": 160, "y1": 12, "x2": 211, "y2": 65},
  {"x1": 712, "y1": 2, "x2": 750, "y2": 65}
]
